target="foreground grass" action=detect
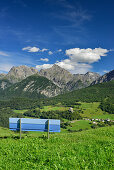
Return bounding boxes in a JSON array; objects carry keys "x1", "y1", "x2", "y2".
[{"x1": 0, "y1": 126, "x2": 113, "y2": 170}]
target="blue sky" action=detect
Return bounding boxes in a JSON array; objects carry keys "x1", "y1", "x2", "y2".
[{"x1": 0, "y1": 0, "x2": 114, "y2": 74}]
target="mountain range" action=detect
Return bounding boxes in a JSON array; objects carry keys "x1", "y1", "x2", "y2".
[{"x1": 0, "y1": 65, "x2": 113, "y2": 99}]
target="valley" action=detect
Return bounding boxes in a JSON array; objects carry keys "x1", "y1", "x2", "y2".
[{"x1": 0, "y1": 65, "x2": 114, "y2": 170}]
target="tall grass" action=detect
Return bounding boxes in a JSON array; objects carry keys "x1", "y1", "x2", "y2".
[{"x1": 0, "y1": 126, "x2": 113, "y2": 169}]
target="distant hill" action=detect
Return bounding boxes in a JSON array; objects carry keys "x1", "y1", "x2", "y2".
[
  {"x1": 0, "y1": 74, "x2": 62, "y2": 100},
  {"x1": 49, "y1": 80, "x2": 114, "y2": 104},
  {"x1": 0, "y1": 81, "x2": 113, "y2": 110},
  {"x1": 66, "y1": 72, "x2": 100, "y2": 90},
  {"x1": 91, "y1": 70, "x2": 114, "y2": 85}
]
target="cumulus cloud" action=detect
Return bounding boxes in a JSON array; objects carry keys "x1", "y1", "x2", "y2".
[
  {"x1": 40, "y1": 58, "x2": 49, "y2": 62},
  {"x1": 41, "y1": 48, "x2": 48, "y2": 52},
  {"x1": 22, "y1": 46, "x2": 40, "y2": 52},
  {"x1": 36, "y1": 48, "x2": 109, "y2": 74},
  {"x1": 56, "y1": 59, "x2": 92, "y2": 74},
  {"x1": 48, "y1": 51, "x2": 53, "y2": 55},
  {"x1": 103, "y1": 70, "x2": 109, "y2": 73},
  {"x1": 58, "y1": 49, "x2": 62, "y2": 52},
  {"x1": 0, "y1": 51, "x2": 9, "y2": 56},
  {"x1": 36, "y1": 64, "x2": 53, "y2": 70},
  {"x1": 66, "y1": 48, "x2": 109, "y2": 63}
]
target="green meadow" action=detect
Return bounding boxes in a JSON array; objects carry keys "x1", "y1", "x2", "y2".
[
  {"x1": 13, "y1": 109, "x2": 28, "y2": 114},
  {"x1": 79, "y1": 102, "x2": 114, "y2": 120},
  {"x1": 13, "y1": 102, "x2": 114, "y2": 120},
  {"x1": 0, "y1": 126, "x2": 114, "y2": 170},
  {"x1": 0, "y1": 101, "x2": 113, "y2": 169},
  {"x1": 40, "y1": 105, "x2": 69, "y2": 112}
]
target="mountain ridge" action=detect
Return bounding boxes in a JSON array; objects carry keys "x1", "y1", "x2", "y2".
[
  {"x1": 91, "y1": 70, "x2": 114, "y2": 85},
  {"x1": 0, "y1": 65, "x2": 113, "y2": 98},
  {"x1": 0, "y1": 74, "x2": 63, "y2": 99},
  {"x1": 5, "y1": 65, "x2": 39, "y2": 84}
]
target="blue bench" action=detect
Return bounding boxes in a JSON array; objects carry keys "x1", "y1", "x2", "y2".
[{"x1": 9, "y1": 118, "x2": 60, "y2": 139}]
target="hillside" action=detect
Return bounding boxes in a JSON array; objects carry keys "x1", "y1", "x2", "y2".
[
  {"x1": 0, "y1": 65, "x2": 113, "y2": 100},
  {"x1": 0, "y1": 79, "x2": 12, "y2": 90},
  {"x1": 0, "y1": 65, "x2": 101, "y2": 94},
  {"x1": 91, "y1": 70, "x2": 114, "y2": 85},
  {"x1": 0, "y1": 74, "x2": 62, "y2": 99},
  {"x1": 0, "y1": 73, "x2": 6, "y2": 79},
  {"x1": 39, "y1": 64, "x2": 73, "y2": 88},
  {"x1": 39, "y1": 64, "x2": 100, "y2": 90},
  {"x1": 47, "y1": 80, "x2": 114, "y2": 104}
]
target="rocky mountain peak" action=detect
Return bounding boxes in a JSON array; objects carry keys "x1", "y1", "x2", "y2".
[
  {"x1": 39, "y1": 64, "x2": 73, "y2": 88},
  {"x1": 0, "y1": 73, "x2": 6, "y2": 79},
  {"x1": 51, "y1": 64, "x2": 62, "y2": 70},
  {"x1": 85, "y1": 71, "x2": 100, "y2": 76},
  {"x1": 91, "y1": 70, "x2": 114, "y2": 85},
  {"x1": 6, "y1": 65, "x2": 39, "y2": 83}
]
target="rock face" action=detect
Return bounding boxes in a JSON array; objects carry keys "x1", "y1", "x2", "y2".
[
  {"x1": 0, "y1": 73, "x2": 6, "y2": 79},
  {"x1": 1, "y1": 74, "x2": 62, "y2": 99},
  {"x1": 0, "y1": 79, "x2": 11, "y2": 90},
  {"x1": 91, "y1": 70, "x2": 114, "y2": 85},
  {"x1": 1, "y1": 64, "x2": 112, "y2": 99},
  {"x1": 5, "y1": 65, "x2": 38, "y2": 83},
  {"x1": 40, "y1": 65, "x2": 100, "y2": 90},
  {"x1": 39, "y1": 64, "x2": 73, "y2": 88},
  {"x1": 73, "y1": 72, "x2": 100, "y2": 84},
  {"x1": 66, "y1": 72, "x2": 100, "y2": 90}
]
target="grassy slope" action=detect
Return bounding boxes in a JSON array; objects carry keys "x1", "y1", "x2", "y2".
[
  {"x1": 0, "y1": 74, "x2": 61, "y2": 99},
  {"x1": 13, "y1": 109, "x2": 28, "y2": 114},
  {"x1": 79, "y1": 102, "x2": 114, "y2": 120},
  {"x1": 68, "y1": 120, "x2": 91, "y2": 130},
  {"x1": 0, "y1": 126, "x2": 113, "y2": 169},
  {"x1": 40, "y1": 105, "x2": 69, "y2": 112},
  {"x1": 52, "y1": 80, "x2": 114, "y2": 103}
]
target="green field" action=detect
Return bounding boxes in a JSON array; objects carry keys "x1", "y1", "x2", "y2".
[
  {"x1": 13, "y1": 109, "x2": 28, "y2": 114},
  {"x1": 40, "y1": 105, "x2": 69, "y2": 112},
  {"x1": 13, "y1": 102, "x2": 114, "y2": 121},
  {"x1": 68, "y1": 120, "x2": 91, "y2": 130},
  {"x1": 0, "y1": 126, "x2": 113, "y2": 169},
  {"x1": 75, "y1": 102, "x2": 114, "y2": 120}
]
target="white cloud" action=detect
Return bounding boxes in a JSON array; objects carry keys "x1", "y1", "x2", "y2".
[
  {"x1": 56, "y1": 59, "x2": 92, "y2": 74},
  {"x1": 40, "y1": 58, "x2": 49, "y2": 62},
  {"x1": 57, "y1": 59, "x2": 75, "y2": 70},
  {"x1": 48, "y1": 51, "x2": 53, "y2": 55},
  {"x1": 41, "y1": 48, "x2": 48, "y2": 52},
  {"x1": 0, "y1": 51, "x2": 9, "y2": 56},
  {"x1": 55, "y1": 48, "x2": 109, "y2": 73},
  {"x1": 22, "y1": 46, "x2": 40, "y2": 52},
  {"x1": 103, "y1": 70, "x2": 109, "y2": 73},
  {"x1": 66, "y1": 48, "x2": 109, "y2": 63},
  {"x1": 36, "y1": 47, "x2": 109, "y2": 74},
  {"x1": 58, "y1": 49, "x2": 62, "y2": 52},
  {"x1": 36, "y1": 64, "x2": 53, "y2": 70}
]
